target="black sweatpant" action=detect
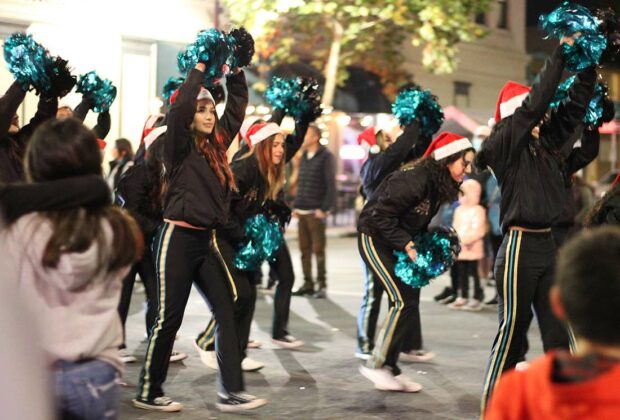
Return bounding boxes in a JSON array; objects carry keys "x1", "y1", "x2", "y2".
[
  {"x1": 356, "y1": 261, "x2": 423, "y2": 354},
  {"x1": 197, "y1": 240, "x2": 296, "y2": 349},
  {"x1": 481, "y1": 230, "x2": 570, "y2": 413},
  {"x1": 117, "y1": 244, "x2": 158, "y2": 348},
  {"x1": 455, "y1": 260, "x2": 483, "y2": 300},
  {"x1": 358, "y1": 233, "x2": 420, "y2": 376},
  {"x1": 136, "y1": 223, "x2": 251, "y2": 401}
]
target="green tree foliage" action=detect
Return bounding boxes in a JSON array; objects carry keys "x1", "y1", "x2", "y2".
[{"x1": 223, "y1": 0, "x2": 492, "y2": 106}]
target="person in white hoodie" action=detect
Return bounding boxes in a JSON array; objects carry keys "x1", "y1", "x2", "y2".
[{"x1": 1, "y1": 118, "x2": 142, "y2": 420}]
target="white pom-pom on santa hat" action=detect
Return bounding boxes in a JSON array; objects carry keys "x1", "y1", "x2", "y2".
[
  {"x1": 423, "y1": 132, "x2": 473, "y2": 161},
  {"x1": 246, "y1": 122, "x2": 282, "y2": 147},
  {"x1": 357, "y1": 126, "x2": 382, "y2": 154},
  {"x1": 495, "y1": 81, "x2": 531, "y2": 123}
]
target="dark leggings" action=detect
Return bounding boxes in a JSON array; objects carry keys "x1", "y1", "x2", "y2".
[
  {"x1": 358, "y1": 233, "x2": 420, "y2": 376},
  {"x1": 196, "y1": 240, "x2": 296, "y2": 350},
  {"x1": 136, "y1": 223, "x2": 251, "y2": 400},
  {"x1": 455, "y1": 260, "x2": 483, "y2": 300},
  {"x1": 117, "y1": 242, "x2": 158, "y2": 348}
]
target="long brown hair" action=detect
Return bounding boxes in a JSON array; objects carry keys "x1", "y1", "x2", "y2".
[
  {"x1": 23, "y1": 118, "x2": 143, "y2": 272},
  {"x1": 405, "y1": 150, "x2": 473, "y2": 204},
  {"x1": 194, "y1": 125, "x2": 236, "y2": 190},
  {"x1": 241, "y1": 135, "x2": 286, "y2": 200}
]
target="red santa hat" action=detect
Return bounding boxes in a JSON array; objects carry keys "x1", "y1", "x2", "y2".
[
  {"x1": 495, "y1": 81, "x2": 531, "y2": 123},
  {"x1": 169, "y1": 87, "x2": 215, "y2": 105},
  {"x1": 144, "y1": 125, "x2": 167, "y2": 150},
  {"x1": 423, "y1": 132, "x2": 473, "y2": 160},
  {"x1": 97, "y1": 139, "x2": 107, "y2": 150},
  {"x1": 240, "y1": 116, "x2": 262, "y2": 140},
  {"x1": 246, "y1": 122, "x2": 282, "y2": 147},
  {"x1": 140, "y1": 114, "x2": 165, "y2": 145},
  {"x1": 357, "y1": 126, "x2": 382, "y2": 154}
]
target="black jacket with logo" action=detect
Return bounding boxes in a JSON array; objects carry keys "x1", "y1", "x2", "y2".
[
  {"x1": 222, "y1": 123, "x2": 305, "y2": 245},
  {"x1": 475, "y1": 47, "x2": 596, "y2": 234},
  {"x1": 358, "y1": 164, "x2": 441, "y2": 250},
  {"x1": 162, "y1": 68, "x2": 248, "y2": 228}
]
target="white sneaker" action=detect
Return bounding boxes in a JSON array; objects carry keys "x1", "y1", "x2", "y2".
[
  {"x1": 242, "y1": 357, "x2": 265, "y2": 372},
  {"x1": 119, "y1": 348, "x2": 136, "y2": 364},
  {"x1": 359, "y1": 365, "x2": 404, "y2": 391},
  {"x1": 169, "y1": 351, "x2": 188, "y2": 363},
  {"x1": 272, "y1": 335, "x2": 304, "y2": 349},
  {"x1": 462, "y1": 299, "x2": 484, "y2": 312},
  {"x1": 448, "y1": 297, "x2": 468, "y2": 310},
  {"x1": 132, "y1": 396, "x2": 183, "y2": 412},
  {"x1": 515, "y1": 361, "x2": 530, "y2": 371},
  {"x1": 193, "y1": 341, "x2": 218, "y2": 370},
  {"x1": 216, "y1": 392, "x2": 267, "y2": 412},
  {"x1": 400, "y1": 350, "x2": 436, "y2": 363},
  {"x1": 247, "y1": 339, "x2": 263, "y2": 349},
  {"x1": 394, "y1": 374, "x2": 423, "y2": 393}
]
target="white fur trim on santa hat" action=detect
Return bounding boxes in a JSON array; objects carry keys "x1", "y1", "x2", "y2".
[
  {"x1": 432, "y1": 137, "x2": 473, "y2": 160},
  {"x1": 248, "y1": 122, "x2": 281, "y2": 147},
  {"x1": 240, "y1": 116, "x2": 261, "y2": 139},
  {"x1": 499, "y1": 92, "x2": 528, "y2": 120},
  {"x1": 197, "y1": 88, "x2": 215, "y2": 104},
  {"x1": 144, "y1": 125, "x2": 167, "y2": 150}
]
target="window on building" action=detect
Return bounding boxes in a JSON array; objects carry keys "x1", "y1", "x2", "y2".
[
  {"x1": 475, "y1": 12, "x2": 486, "y2": 25},
  {"x1": 497, "y1": 0, "x2": 508, "y2": 29},
  {"x1": 454, "y1": 81, "x2": 471, "y2": 108}
]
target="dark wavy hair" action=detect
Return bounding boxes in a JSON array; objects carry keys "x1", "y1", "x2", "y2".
[
  {"x1": 23, "y1": 118, "x2": 143, "y2": 272},
  {"x1": 193, "y1": 111, "x2": 236, "y2": 190},
  {"x1": 407, "y1": 148, "x2": 474, "y2": 204},
  {"x1": 585, "y1": 183, "x2": 620, "y2": 227}
]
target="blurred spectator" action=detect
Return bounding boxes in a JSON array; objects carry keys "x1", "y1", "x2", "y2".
[
  {"x1": 1, "y1": 119, "x2": 142, "y2": 419},
  {"x1": 449, "y1": 179, "x2": 487, "y2": 311},
  {"x1": 486, "y1": 226, "x2": 620, "y2": 420},
  {"x1": 292, "y1": 125, "x2": 336, "y2": 299},
  {"x1": 107, "y1": 138, "x2": 134, "y2": 196}
]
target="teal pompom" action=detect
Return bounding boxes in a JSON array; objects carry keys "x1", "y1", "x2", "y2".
[
  {"x1": 76, "y1": 71, "x2": 117, "y2": 113},
  {"x1": 391, "y1": 87, "x2": 444, "y2": 138},
  {"x1": 392, "y1": 228, "x2": 460, "y2": 289},
  {"x1": 178, "y1": 29, "x2": 232, "y2": 87},
  {"x1": 550, "y1": 76, "x2": 612, "y2": 127},
  {"x1": 265, "y1": 77, "x2": 323, "y2": 123},
  {"x1": 539, "y1": 2, "x2": 607, "y2": 72},
  {"x1": 3, "y1": 32, "x2": 75, "y2": 96},
  {"x1": 234, "y1": 214, "x2": 284, "y2": 271},
  {"x1": 162, "y1": 76, "x2": 185, "y2": 103}
]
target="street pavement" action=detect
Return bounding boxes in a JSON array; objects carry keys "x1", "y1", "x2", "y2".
[{"x1": 119, "y1": 234, "x2": 544, "y2": 419}]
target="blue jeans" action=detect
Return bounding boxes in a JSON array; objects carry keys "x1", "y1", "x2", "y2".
[{"x1": 54, "y1": 359, "x2": 119, "y2": 420}]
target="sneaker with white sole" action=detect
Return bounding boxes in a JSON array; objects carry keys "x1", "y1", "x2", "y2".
[
  {"x1": 462, "y1": 299, "x2": 484, "y2": 312},
  {"x1": 193, "y1": 341, "x2": 218, "y2": 370},
  {"x1": 215, "y1": 392, "x2": 267, "y2": 412},
  {"x1": 242, "y1": 357, "x2": 264, "y2": 372},
  {"x1": 247, "y1": 339, "x2": 263, "y2": 349},
  {"x1": 355, "y1": 350, "x2": 372, "y2": 361},
  {"x1": 394, "y1": 374, "x2": 423, "y2": 393},
  {"x1": 400, "y1": 350, "x2": 436, "y2": 363},
  {"x1": 119, "y1": 348, "x2": 136, "y2": 364},
  {"x1": 359, "y1": 365, "x2": 404, "y2": 391},
  {"x1": 169, "y1": 351, "x2": 188, "y2": 363},
  {"x1": 272, "y1": 335, "x2": 304, "y2": 349},
  {"x1": 448, "y1": 297, "x2": 468, "y2": 309},
  {"x1": 132, "y1": 396, "x2": 183, "y2": 412}
]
